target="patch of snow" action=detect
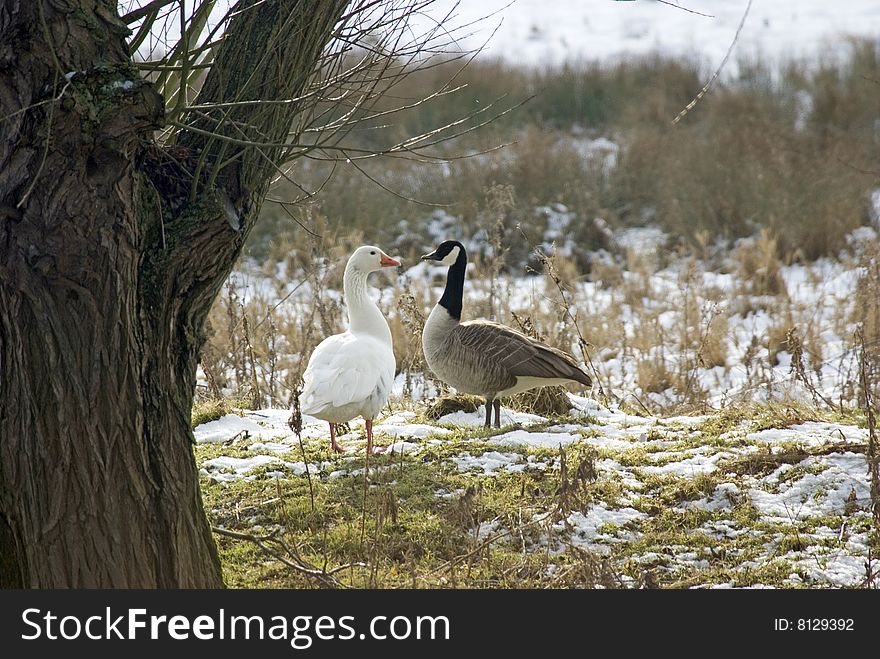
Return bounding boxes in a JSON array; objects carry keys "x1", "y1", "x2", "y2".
[
  {"x1": 491, "y1": 429, "x2": 581, "y2": 448},
  {"x1": 380, "y1": 411, "x2": 418, "y2": 423},
  {"x1": 450, "y1": 451, "x2": 522, "y2": 475},
  {"x1": 799, "y1": 554, "x2": 869, "y2": 587},
  {"x1": 749, "y1": 452, "x2": 869, "y2": 520},
  {"x1": 556, "y1": 505, "x2": 647, "y2": 547},
  {"x1": 614, "y1": 226, "x2": 669, "y2": 255},
  {"x1": 202, "y1": 455, "x2": 292, "y2": 479},
  {"x1": 194, "y1": 414, "x2": 288, "y2": 444},
  {"x1": 747, "y1": 423, "x2": 866, "y2": 448},
  {"x1": 104, "y1": 80, "x2": 136, "y2": 91},
  {"x1": 391, "y1": 372, "x2": 439, "y2": 399},
  {"x1": 477, "y1": 520, "x2": 500, "y2": 540},
  {"x1": 438, "y1": 408, "x2": 547, "y2": 427},
  {"x1": 678, "y1": 483, "x2": 742, "y2": 512},
  {"x1": 384, "y1": 440, "x2": 421, "y2": 454},
  {"x1": 374, "y1": 422, "x2": 452, "y2": 438},
  {"x1": 640, "y1": 452, "x2": 726, "y2": 477},
  {"x1": 246, "y1": 408, "x2": 296, "y2": 425}
]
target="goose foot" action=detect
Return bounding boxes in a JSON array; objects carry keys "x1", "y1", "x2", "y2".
[
  {"x1": 329, "y1": 423, "x2": 345, "y2": 453},
  {"x1": 365, "y1": 418, "x2": 378, "y2": 455}
]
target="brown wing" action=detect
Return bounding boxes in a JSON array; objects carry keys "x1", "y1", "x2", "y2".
[{"x1": 454, "y1": 320, "x2": 591, "y2": 386}]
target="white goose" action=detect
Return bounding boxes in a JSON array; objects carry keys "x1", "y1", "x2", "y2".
[{"x1": 299, "y1": 245, "x2": 399, "y2": 454}]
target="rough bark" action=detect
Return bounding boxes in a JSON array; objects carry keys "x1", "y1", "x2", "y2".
[
  {"x1": 0, "y1": 0, "x2": 345, "y2": 587},
  {"x1": 0, "y1": 0, "x2": 225, "y2": 587}
]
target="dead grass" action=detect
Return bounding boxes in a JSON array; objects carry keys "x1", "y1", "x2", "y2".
[
  {"x1": 196, "y1": 396, "x2": 876, "y2": 589},
  {"x1": 424, "y1": 394, "x2": 483, "y2": 420},
  {"x1": 735, "y1": 230, "x2": 788, "y2": 298},
  {"x1": 251, "y1": 43, "x2": 879, "y2": 266},
  {"x1": 198, "y1": 44, "x2": 879, "y2": 420},
  {"x1": 191, "y1": 398, "x2": 233, "y2": 428}
]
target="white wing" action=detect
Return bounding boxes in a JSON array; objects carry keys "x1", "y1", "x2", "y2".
[{"x1": 300, "y1": 332, "x2": 395, "y2": 418}]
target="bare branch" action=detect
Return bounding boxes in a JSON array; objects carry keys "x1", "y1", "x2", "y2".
[
  {"x1": 655, "y1": 1, "x2": 714, "y2": 19},
  {"x1": 673, "y1": 0, "x2": 753, "y2": 125},
  {"x1": 211, "y1": 526, "x2": 363, "y2": 588},
  {"x1": 121, "y1": 0, "x2": 178, "y2": 24}
]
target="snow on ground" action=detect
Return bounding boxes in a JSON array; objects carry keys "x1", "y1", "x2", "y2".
[
  {"x1": 451, "y1": 451, "x2": 523, "y2": 475},
  {"x1": 556, "y1": 505, "x2": 648, "y2": 552},
  {"x1": 415, "y1": 0, "x2": 880, "y2": 68},
  {"x1": 438, "y1": 408, "x2": 547, "y2": 427},
  {"x1": 749, "y1": 452, "x2": 870, "y2": 521},
  {"x1": 223, "y1": 217, "x2": 874, "y2": 419},
  {"x1": 677, "y1": 482, "x2": 742, "y2": 513},
  {"x1": 491, "y1": 428, "x2": 581, "y2": 448},
  {"x1": 194, "y1": 413, "x2": 289, "y2": 444},
  {"x1": 748, "y1": 423, "x2": 867, "y2": 448},
  {"x1": 140, "y1": 1, "x2": 880, "y2": 73},
  {"x1": 201, "y1": 455, "x2": 304, "y2": 482},
  {"x1": 639, "y1": 451, "x2": 728, "y2": 477},
  {"x1": 195, "y1": 395, "x2": 876, "y2": 588}
]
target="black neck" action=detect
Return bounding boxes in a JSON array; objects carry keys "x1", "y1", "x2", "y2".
[{"x1": 438, "y1": 251, "x2": 466, "y2": 321}]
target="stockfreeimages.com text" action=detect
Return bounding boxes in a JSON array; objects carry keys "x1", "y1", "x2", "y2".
[{"x1": 21, "y1": 608, "x2": 450, "y2": 649}]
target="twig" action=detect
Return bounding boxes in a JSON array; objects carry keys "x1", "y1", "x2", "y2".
[
  {"x1": 288, "y1": 378, "x2": 315, "y2": 513},
  {"x1": 672, "y1": 0, "x2": 753, "y2": 125},
  {"x1": 655, "y1": 0, "x2": 714, "y2": 18},
  {"x1": 122, "y1": 0, "x2": 178, "y2": 24},
  {"x1": 0, "y1": 80, "x2": 71, "y2": 124},
  {"x1": 857, "y1": 328, "x2": 880, "y2": 537},
  {"x1": 211, "y1": 526, "x2": 363, "y2": 588},
  {"x1": 17, "y1": 73, "x2": 58, "y2": 208},
  {"x1": 426, "y1": 511, "x2": 552, "y2": 579},
  {"x1": 521, "y1": 229, "x2": 610, "y2": 404}
]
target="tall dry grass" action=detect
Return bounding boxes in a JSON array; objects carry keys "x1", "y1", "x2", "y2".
[
  {"x1": 250, "y1": 42, "x2": 879, "y2": 265},
  {"x1": 196, "y1": 41, "x2": 880, "y2": 416}
]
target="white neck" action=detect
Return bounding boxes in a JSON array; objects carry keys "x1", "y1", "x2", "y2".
[{"x1": 343, "y1": 266, "x2": 392, "y2": 343}]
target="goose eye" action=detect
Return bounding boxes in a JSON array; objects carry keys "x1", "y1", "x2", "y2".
[{"x1": 370, "y1": 251, "x2": 376, "y2": 255}]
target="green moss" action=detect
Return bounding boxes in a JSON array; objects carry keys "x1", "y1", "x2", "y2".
[
  {"x1": 192, "y1": 398, "x2": 233, "y2": 428},
  {"x1": 194, "y1": 392, "x2": 874, "y2": 589}
]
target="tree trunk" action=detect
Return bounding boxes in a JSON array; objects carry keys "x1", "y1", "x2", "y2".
[
  {"x1": 1, "y1": 0, "x2": 352, "y2": 587},
  {"x1": 0, "y1": 0, "x2": 227, "y2": 587}
]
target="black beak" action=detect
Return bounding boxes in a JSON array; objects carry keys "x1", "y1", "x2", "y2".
[{"x1": 420, "y1": 249, "x2": 442, "y2": 261}]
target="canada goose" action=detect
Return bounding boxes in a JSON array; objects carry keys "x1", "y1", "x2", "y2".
[
  {"x1": 299, "y1": 245, "x2": 400, "y2": 454},
  {"x1": 421, "y1": 240, "x2": 591, "y2": 427}
]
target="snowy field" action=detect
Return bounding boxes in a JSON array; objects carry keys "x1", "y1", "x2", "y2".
[
  {"x1": 213, "y1": 214, "x2": 876, "y2": 414},
  {"x1": 184, "y1": 0, "x2": 879, "y2": 588},
  {"x1": 197, "y1": 394, "x2": 876, "y2": 588},
  {"x1": 417, "y1": 0, "x2": 880, "y2": 67},
  {"x1": 135, "y1": 1, "x2": 880, "y2": 71},
  {"x1": 199, "y1": 218, "x2": 878, "y2": 588}
]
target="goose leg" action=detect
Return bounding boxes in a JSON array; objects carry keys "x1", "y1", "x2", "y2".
[
  {"x1": 493, "y1": 399, "x2": 501, "y2": 428},
  {"x1": 329, "y1": 423, "x2": 344, "y2": 453},
  {"x1": 365, "y1": 418, "x2": 373, "y2": 455},
  {"x1": 484, "y1": 399, "x2": 493, "y2": 428}
]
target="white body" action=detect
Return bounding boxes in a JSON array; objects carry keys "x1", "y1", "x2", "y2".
[
  {"x1": 299, "y1": 247, "x2": 396, "y2": 425},
  {"x1": 300, "y1": 332, "x2": 395, "y2": 423}
]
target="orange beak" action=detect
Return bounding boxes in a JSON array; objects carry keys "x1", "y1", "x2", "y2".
[{"x1": 380, "y1": 253, "x2": 400, "y2": 267}]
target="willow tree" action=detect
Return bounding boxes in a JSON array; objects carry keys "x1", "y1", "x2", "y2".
[{"x1": 0, "y1": 0, "x2": 497, "y2": 587}]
